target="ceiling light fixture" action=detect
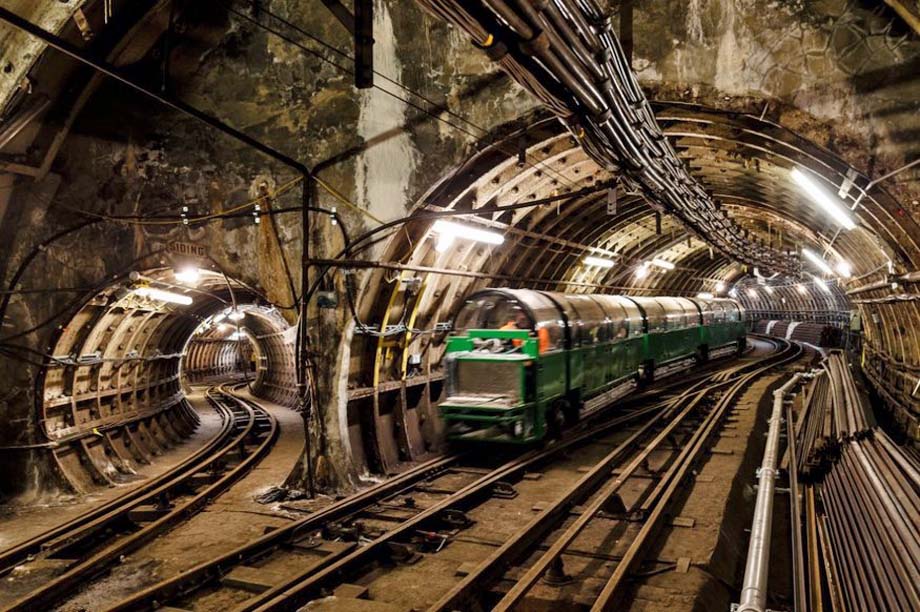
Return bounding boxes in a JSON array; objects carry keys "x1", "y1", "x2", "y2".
[
  {"x1": 584, "y1": 256, "x2": 615, "y2": 268},
  {"x1": 228, "y1": 309, "x2": 245, "y2": 321},
  {"x1": 835, "y1": 260, "x2": 852, "y2": 278},
  {"x1": 635, "y1": 263, "x2": 650, "y2": 279},
  {"x1": 796, "y1": 284, "x2": 809, "y2": 295},
  {"x1": 697, "y1": 292, "x2": 714, "y2": 299},
  {"x1": 811, "y1": 274, "x2": 833, "y2": 293},
  {"x1": 133, "y1": 287, "x2": 193, "y2": 306},
  {"x1": 747, "y1": 288, "x2": 758, "y2": 298},
  {"x1": 715, "y1": 281, "x2": 726, "y2": 292},
  {"x1": 802, "y1": 248, "x2": 834, "y2": 276},
  {"x1": 432, "y1": 220, "x2": 504, "y2": 253},
  {"x1": 174, "y1": 266, "x2": 201, "y2": 284},
  {"x1": 650, "y1": 257, "x2": 675, "y2": 270},
  {"x1": 790, "y1": 168, "x2": 856, "y2": 230}
]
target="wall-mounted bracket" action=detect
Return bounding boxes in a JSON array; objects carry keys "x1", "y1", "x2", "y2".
[{"x1": 321, "y1": 0, "x2": 374, "y2": 89}]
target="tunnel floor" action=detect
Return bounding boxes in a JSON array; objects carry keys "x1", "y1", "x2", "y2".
[{"x1": 0, "y1": 340, "x2": 809, "y2": 612}]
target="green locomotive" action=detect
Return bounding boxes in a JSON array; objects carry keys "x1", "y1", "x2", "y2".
[{"x1": 440, "y1": 288, "x2": 746, "y2": 443}]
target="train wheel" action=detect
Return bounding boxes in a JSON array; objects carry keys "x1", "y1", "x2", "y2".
[
  {"x1": 696, "y1": 345, "x2": 709, "y2": 363},
  {"x1": 562, "y1": 398, "x2": 580, "y2": 426},
  {"x1": 638, "y1": 360, "x2": 655, "y2": 386},
  {"x1": 546, "y1": 401, "x2": 566, "y2": 439}
]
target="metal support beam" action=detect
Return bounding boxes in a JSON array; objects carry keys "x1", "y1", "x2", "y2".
[{"x1": 321, "y1": 0, "x2": 374, "y2": 88}]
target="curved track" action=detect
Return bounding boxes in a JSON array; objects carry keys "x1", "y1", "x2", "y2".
[
  {"x1": 106, "y1": 337, "x2": 799, "y2": 612},
  {"x1": 0, "y1": 384, "x2": 278, "y2": 612}
]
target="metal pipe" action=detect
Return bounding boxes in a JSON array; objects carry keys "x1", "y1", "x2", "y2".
[{"x1": 737, "y1": 372, "x2": 804, "y2": 612}]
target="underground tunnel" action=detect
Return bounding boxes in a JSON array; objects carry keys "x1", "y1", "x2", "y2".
[{"x1": 0, "y1": 1, "x2": 918, "y2": 611}]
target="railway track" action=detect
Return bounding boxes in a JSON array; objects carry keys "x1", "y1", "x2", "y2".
[
  {"x1": 106, "y1": 337, "x2": 799, "y2": 612},
  {"x1": 0, "y1": 384, "x2": 278, "y2": 612}
]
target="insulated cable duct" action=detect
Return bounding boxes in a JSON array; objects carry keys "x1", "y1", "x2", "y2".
[{"x1": 415, "y1": 0, "x2": 799, "y2": 274}]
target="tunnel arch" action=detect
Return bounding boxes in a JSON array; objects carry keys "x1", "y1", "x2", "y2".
[
  {"x1": 331, "y1": 104, "x2": 919, "y2": 470},
  {"x1": 35, "y1": 266, "x2": 295, "y2": 494}
]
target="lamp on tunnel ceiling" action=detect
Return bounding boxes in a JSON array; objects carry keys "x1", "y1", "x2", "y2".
[
  {"x1": 811, "y1": 274, "x2": 833, "y2": 293},
  {"x1": 584, "y1": 256, "x2": 615, "y2": 268},
  {"x1": 715, "y1": 281, "x2": 726, "y2": 293},
  {"x1": 650, "y1": 258, "x2": 675, "y2": 271},
  {"x1": 431, "y1": 220, "x2": 504, "y2": 253},
  {"x1": 635, "y1": 262, "x2": 650, "y2": 279},
  {"x1": 790, "y1": 168, "x2": 857, "y2": 230},
  {"x1": 697, "y1": 292, "x2": 714, "y2": 299},
  {"x1": 796, "y1": 284, "x2": 809, "y2": 295},
  {"x1": 835, "y1": 260, "x2": 852, "y2": 278},
  {"x1": 802, "y1": 248, "x2": 834, "y2": 276},
  {"x1": 174, "y1": 265, "x2": 201, "y2": 285},
  {"x1": 228, "y1": 309, "x2": 245, "y2": 321},
  {"x1": 132, "y1": 286, "x2": 193, "y2": 306}
]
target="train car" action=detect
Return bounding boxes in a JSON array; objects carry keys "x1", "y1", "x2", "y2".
[{"x1": 440, "y1": 288, "x2": 746, "y2": 443}]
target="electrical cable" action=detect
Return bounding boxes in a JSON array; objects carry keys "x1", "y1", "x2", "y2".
[{"x1": 219, "y1": 0, "x2": 583, "y2": 193}]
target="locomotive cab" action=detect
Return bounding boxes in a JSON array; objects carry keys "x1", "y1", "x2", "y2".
[{"x1": 440, "y1": 291, "x2": 565, "y2": 443}]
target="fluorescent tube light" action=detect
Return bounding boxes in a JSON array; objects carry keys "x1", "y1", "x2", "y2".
[
  {"x1": 133, "y1": 287, "x2": 192, "y2": 306},
  {"x1": 802, "y1": 248, "x2": 834, "y2": 275},
  {"x1": 584, "y1": 256, "x2": 615, "y2": 268},
  {"x1": 650, "y1": 257, "x2": 675, "y2": 270},
  {"x1": 790, "y1": 168, "x2": 856, "y2": 230},
  {"x1": 432, "y1": 220, "x2": 504, "y2": 253},
  {"x1": 811, "y1": 274, "x2": 833, "y2": 293}
]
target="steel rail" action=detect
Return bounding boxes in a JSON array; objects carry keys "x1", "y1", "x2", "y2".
[
  {"x1": 4, "y1": 385, "x2": 279, "y2": 612},
  {"x1": 243, "y1": 339, "x2": 791, "y2": 611},
  {"x1": 432, "y1": 337, "x2": 796, "y2": 612},
  {"x1": 0, "y1": 398, "x2": 222, "y2": 575},
  {"x1": 589, "y1": 341, "x2": 804, "y2": 612},
  {"x1": 427, "y1": 368, "x2": 740, "y2": 612},
  {"x1": 103, "y1": 348, "x2": 744, "y2": 611}
]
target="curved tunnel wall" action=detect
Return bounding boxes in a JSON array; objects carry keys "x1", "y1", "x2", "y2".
[{"x1": 2, "y1": 269, "x2": 299, "y2": 497}]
